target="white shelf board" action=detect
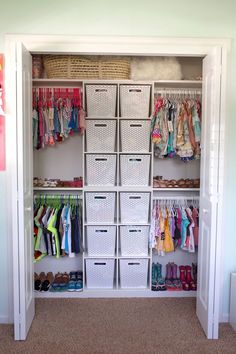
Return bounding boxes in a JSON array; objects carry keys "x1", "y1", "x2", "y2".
[
  {"x1": 84, "y1": 186, "x2": 152, "y2": 192},
  {"x1": 34, "y1": 187, "x2": 83, "y2": 191},
  {"x1": 84, "y1": 254, "x2": 116, "y2": 259},
  {"x1": 118, "y1": 223, "x2": 150, "y2": 226},
  {"x1": 119, "y1": 152, "x2": 152, "y2": 155},
  {"x1": 34, "y1": 289, "x2": 196, "y2": 298},
  {"x1": 33, "y1": 78, "x2": 202, "y2": 85},
  {"x1": 118, "y1": 255, "x2": 151, "y2": 259},
  {"x1": 84, "y1": 222, "x2": 117, "y2": 226},
  {"x1": 153, "y1": 188, "x2": 200, "y2": 192},
  {"x1": 84, "y1": 152, "x2": 118, "y2": 154},
  {"x1": 33, "y1": 78, "x2": 83, "y2": 84}
]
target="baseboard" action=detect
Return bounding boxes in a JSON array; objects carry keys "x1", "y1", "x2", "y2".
[
  {"x1": 0, "y1": 315, "x2": 12, "y2": 324},
  {"x1": 220, "y1": 312, "x2": 229, "y2": 323}
]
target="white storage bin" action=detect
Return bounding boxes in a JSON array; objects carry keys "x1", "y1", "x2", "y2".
[
  {"x1": 85, "y1": 192, "x2": 116, "y2": 223},
  {"x1": 86, "y1": 120, "x2": 116, "y2": 152},
  {"x1": 119, "y1": 258, "x2": 149, "y2": 288},
  {"x1": 86, "y1": 226, "x2": 116, "y2": 256},
  {"x1": 120, "y1": 120, "x2": 151, "y2": 152},
  {"x1": 120, "y1": 226, "x2": 149, "y2": 256},
  {"x1": 120, "y1": 85, "x2": 151, "y2": 118},
  {"x1": 120, "y1": 154, "x2": 150, "y2": 186},
  {"x1": 86, "y1": 154, "x2": 117, "y2": 186},
  {"x1": 86, "y1": 84, "x2": 117, "y2": 117},
  {"x1": 120, "y1": 192, "x2": 150, "y2": 223},
  {"x1": 86, "y1": 259, "x2": 115, "y2": 289}
]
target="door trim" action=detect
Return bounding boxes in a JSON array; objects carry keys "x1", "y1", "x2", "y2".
[{"x1": 4, "y1": 34, "x2": 230, "y2": 333}]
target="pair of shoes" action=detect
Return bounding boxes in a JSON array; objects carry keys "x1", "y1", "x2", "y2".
[
  {"x1": 165, "y1": 263, "x2": 182, "y2": 291},
  {"x1": 179, "y1": 265, "x2": 197, "y2": 291},
  {"x1": 51, "y1": 272, "x2": 70, "y2": 292},
  {"x1": 68, "y1": 271, "x2": 83, "y2": 292},
  {"x1": 34, "y1": 272, "x2": 54, "y2": 292},
  {"x1": 151, "y1": 263, "x2": 166, "y2": 291}
]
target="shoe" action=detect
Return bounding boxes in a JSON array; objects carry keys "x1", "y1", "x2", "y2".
[
  {"x1": 60, "y1": 272, "x2": 70, "y2": 291},
  {"x1": 179, "y1": 265, "x2": 186, "y2": 283},
  {"x1": 75, "y1": 280, "x2": 83, "y2": 292},
  {"x1": 34, "y1": 272, "x2": 41, "y2": 292},
  {"x1": 186, "y1": 265, "x2": 197, "y2": 291},
  {"x1": 151, "y1": 263, "x2": 158, "y2": 291},
  {"x1": 165, "y1": 262, "x2": 174, "y2": 290},
  {"x1": 68, "y1": 271, "x2": 78, "y2": 292},
  {"x1": 171, "y1": 263, "x2": 182, "y2": 291},
  {"x1": 179, "y1": 265, "x2": 189, "y2": 291},
  {"x1": 51, "y1": 272, "x2": 63, "y2": 292},
  {"x1": 156, "y1": 263, "x2": 166, "y2": 291}
]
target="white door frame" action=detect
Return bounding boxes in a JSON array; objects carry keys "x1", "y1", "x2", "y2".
[{"x1": 4, "y1": 34, "x2": 230, "y2": 327}]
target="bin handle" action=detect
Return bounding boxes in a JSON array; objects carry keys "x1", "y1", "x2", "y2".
[
  {"x1": 129, "y1": 229, "x2": 141, "y2": 233},
  {"x1": 128, "y1": 262, "x2": 140, "y2": 265},
  {"x1": 129, "y1": 196, "x2": 141, "y2": 199},
  {"x1": 130, "y1": 124, "x2": 142, "y2": 127},
  {"x1": 95, "y1": 88, "x2": 107, "y2": 92},
  {"x1": 94, "y1": 262, "x2": 106, "y2": 265},
  {"x1": 94, "y1": 196, "x2": 106, "y2": 200},
  {"x1": 95, "y1": 158, "x2": 108, "y2": 161},
  {"x1": 128, "y1": 89, "x2": 142, "y2": 93},
  {"x1": 94, "y1": 123, "x2": 107, "y2": 127},
  {"x1": 129, "y1": 158, "x2": 142, "y2": 162},
  {"x1": 95, "y1": 229, "x2": 108, "y2": 233}
]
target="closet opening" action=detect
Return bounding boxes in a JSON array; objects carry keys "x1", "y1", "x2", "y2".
[
  {"x1": 31, "y1": 54, "x2": 202, "y2": 299},
  {"x1": 8, "y1": 37, "x2": 225, "y2": 341}
]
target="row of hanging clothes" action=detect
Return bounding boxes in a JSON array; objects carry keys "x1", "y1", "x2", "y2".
[
  {"x1": 34, "y1": 194, "x2": 83, "y2": 262},
  {"x1": 32, "y1": 87, "x2": 86, "y2": 150},
  {"x1": 149, "y1": 197, "x2": 199, "y2": 256},
  {"x1": 151, "y1": 89, "x2": 202, "y2": 162}
]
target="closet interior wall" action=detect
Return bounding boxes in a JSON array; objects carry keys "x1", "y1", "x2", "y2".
[{"x1": 33, "y1": 55, "x2": 203, "y2": 297}]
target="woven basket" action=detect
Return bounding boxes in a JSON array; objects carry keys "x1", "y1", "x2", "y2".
[{"x1": 43, "y1": 55, "x2": 130, "y2": 79}]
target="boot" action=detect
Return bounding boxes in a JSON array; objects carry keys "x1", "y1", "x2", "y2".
[
  {"x1": 192, "y1": 263, "x2": 197, "y2": 283},
  {"x1": 179, "y1": 265, "x2": 186, "y2": 283},
  {"x1": 185, "y1": 265, "x2": 193, "y2": 283},
  {"x1": 171, "y1": 263, "x2": 182, "y2": 290},
  {"x1": 186, "y1": 265, "x2": 196, "y2": 291},
  {"x1": 165, "y1": 262, "x2": 174, "y2": 290},
  {"x1": 156, "y1": 263, "x2": 166, "y2": 291}
]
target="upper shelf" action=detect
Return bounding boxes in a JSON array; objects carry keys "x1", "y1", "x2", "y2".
[{"x1": 32, "y1": 78, "x2": 202, "y2": 88}]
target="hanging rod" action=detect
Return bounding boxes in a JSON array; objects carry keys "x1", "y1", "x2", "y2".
[
  {"x1": 153, "y1": 196, "x2": 199, "y2": 200},
  {"x1": 155, "y1": 88, "x2": 202, "y2": 95},
  {"x1": 34, "y1": 194, "x2": 83, "y2": 200}
]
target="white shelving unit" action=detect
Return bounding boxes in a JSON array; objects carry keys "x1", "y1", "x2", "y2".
[{"x1": 33, "y1": 78, "x2": 201, "y2": 298}]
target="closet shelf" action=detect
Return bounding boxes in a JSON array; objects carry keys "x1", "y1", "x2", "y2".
[
  {"x1": 33, "y1": 78, "x2": 202, "y2": 86},
  {"x1": 153, "y1": 188, "x2": 200, "y2": 192},
  {"x1": 117, "y1": 254, "x2": 151, "y2": 259},
  {"x1": 117, "y1": 223, "x2": 151, "y2": 226},
  {"x1": 84, "y1": 186, "x2": 153, "y2": 192},
  {"x1": 84, "y1": 254, "x2": 116, "y2": 259},
  {"x1": 34, "y1": 289, "x2": 197, "y2": 298},
  {"x1": 33, "y1": 78, "x2": 83, "y2": 86},
  {"x1": 84, "y1": 222, "x2": 118, "y2": 226},
  {"x1": 33, "y1": 187, "x2": 83, "y2": 191}
]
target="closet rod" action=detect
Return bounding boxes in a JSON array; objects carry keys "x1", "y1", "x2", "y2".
[
  {"x1": 153, "y1": 196, "x2": 199, "y2": 200},
  {"x1": 34, "y1": 195, "x2": 83, "y2": 200},
  {"x1": 155, "y1": 89, "x2": 202, "y2": 95}
]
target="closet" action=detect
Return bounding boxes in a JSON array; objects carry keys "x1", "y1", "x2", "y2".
[
  {"x1": 31, "y1": 55, "x2": 202, "y2": 295},
  {"x1": 8, "y1": 38, "x2": 224, "y2": 341}
]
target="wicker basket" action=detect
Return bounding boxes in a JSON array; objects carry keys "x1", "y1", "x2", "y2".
[{"x1": 43, "y1": 55, "x2": 130, "y2": 79}]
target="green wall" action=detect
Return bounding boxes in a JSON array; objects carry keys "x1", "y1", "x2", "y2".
[{"x1": 0, "y1": 0, "x2": 235, "y2": 322}]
